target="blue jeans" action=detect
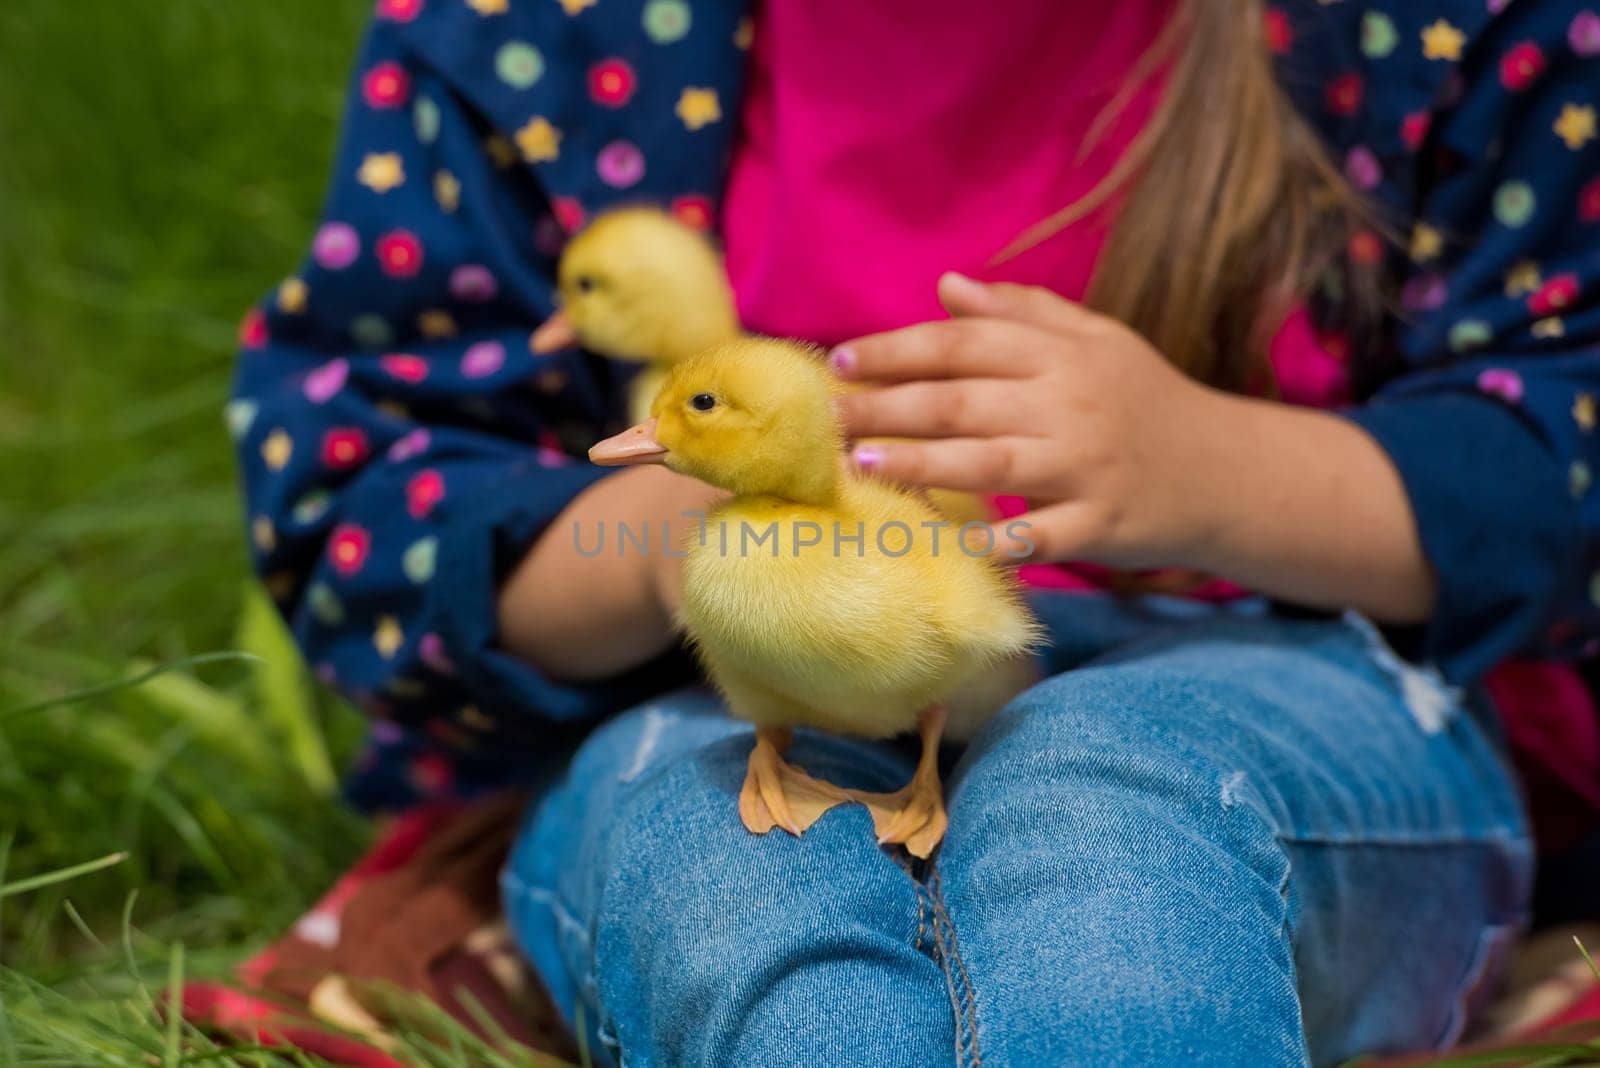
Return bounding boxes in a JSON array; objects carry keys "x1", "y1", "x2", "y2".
[{"x1": 502, "y1": 595, "x2": 1533, "y2": 1067}]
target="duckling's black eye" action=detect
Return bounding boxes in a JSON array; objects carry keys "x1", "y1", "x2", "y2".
[
  {"x1": 689, "y1": 392, "x2": 716, "y2": 412},
  {"x1": 574, "y1": 274, "x2": 597, "y2": 294}
]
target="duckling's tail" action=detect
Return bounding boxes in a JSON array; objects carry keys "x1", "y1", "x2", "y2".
[
  {"x1": 943, "y1": 651, "x2": 1043, "y2": 743},
  {"x1": 943, "y1": 593, "x2": 1047, "y2": 743}
]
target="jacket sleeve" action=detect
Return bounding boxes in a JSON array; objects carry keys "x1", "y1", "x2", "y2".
[
  {"x1": 229, "y1": 20, "x2": 671, "y2": 743},
  {"x1": 1341, "y1": 8, "x2": 1600, "y2": 682}
]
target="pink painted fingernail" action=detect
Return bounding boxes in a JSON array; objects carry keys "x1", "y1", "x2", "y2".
[
  {"x1": 851, "y1": 444, "x2": 883, "y2": 470},
  {"x1": 829, "y1": 345, "x2": 857, "y2": 377}
]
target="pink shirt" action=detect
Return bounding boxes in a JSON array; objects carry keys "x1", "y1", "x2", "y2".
[
  {"x1": 724, "y1": 0, "x2": 1170, "y2": 344},
  {"x1": 718, "y1": 0, "x2": 1597, "y2": 845},
  {"x1": 722, "y1": 0, "x2": 1348, "y2": 595}
]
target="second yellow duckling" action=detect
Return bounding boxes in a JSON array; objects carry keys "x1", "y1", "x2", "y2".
[
  {"x1": 589, "y1": 337, "x2": 1040, "y2": 858},
  {"x1": 531, "y1": 206, "x2": 739, "y2": 423}
]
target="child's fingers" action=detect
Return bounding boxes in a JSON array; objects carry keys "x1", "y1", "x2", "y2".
[
  {"x1": 938, "y1": 272, "x2": 1100, "y2": 337},
  {"x1": 829, "y1": 319, "x2": 1045, "y2": 383},
  {"x1": 848, "y1": 436, "x2": 1050, "y2": 496},
  {"x1": 986, "y1": 501, "x2": 1106, "y2": 565},
  {"x1": 836, "y1": 379, "x2": 1032, "y2": 440}
]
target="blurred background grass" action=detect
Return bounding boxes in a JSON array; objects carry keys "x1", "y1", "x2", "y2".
[{"x1": 0, "y1": 1, "x2": 389, "y2": 1059}]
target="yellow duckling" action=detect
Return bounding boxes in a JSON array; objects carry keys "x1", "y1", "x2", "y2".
[
  {"x1": 589, "y1": 338, "x2": 1041, "y2": 858},
  {"x1": 531, "y1": 206, "x2": 739, "y2": 423},
  {"x1": 539, "y1": 205, "x2": 991, "y2": 525}
]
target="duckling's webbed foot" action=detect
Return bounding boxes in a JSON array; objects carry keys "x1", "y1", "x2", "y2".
[
  {"x1": 848, "y1": 706, "x2": 949, "y2": 860},
  {"x1": 739, "y1": 726, "x2": 855, "y2": 839}
]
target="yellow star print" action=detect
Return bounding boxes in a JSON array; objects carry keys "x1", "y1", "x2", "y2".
[
  {"x1": 1420, "y1": 19, "x2": 1465, "y2": 62},
  {"x1": 261, "y1": 429, "x2": 293, "y2": 471},
  {"x1": 516, "y1": 116, "x2": 562, "y2": 162},
  {"x1": 418, "y1": 309, "x2": 458, "y2": 339},
  {"x1": 1504, "y1": 261, "x2": 1541, "y2": 298},
  {"x1": 1574, "y1": 392, "x2": 1597, "y2": 432},
  {"x1": 374, "y1": 616, "x2": 404, "y2": 659},
  {"x1": 1532, "y1": 317, "x2": 1566, "y2": 339},
  {"x1": 434, "y1": 170, "x2": 461, "y2": 213},
  {"x1": 467, "y1": 0, "x2": 508, "y2": 13},
  {"x1": 357, "y1": 152, "x2": 406, "y2": 194},
  {"x1": 1409, "y1": 222, "x2": 1443, "y2": 263},
  {"x1": 557, "y1": 0, "x2": 597, "y2": 13},
  {"x1": 277, "y1": 277, "x2": 309, "y2": 314},
  {"x1": 676, "y1": 88, "x2": 722, "y2": 131},
  {"x1": 1555, "y1": 104, "x2": 1597, "y2": 151}
]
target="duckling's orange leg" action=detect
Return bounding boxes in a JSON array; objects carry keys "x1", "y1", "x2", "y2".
[
  {"x1": 849, "y1": 706, "x2": 949, "y2": 859},
  {"x1": 739, "y1": 726, "x2": 855, "y2": 839}
]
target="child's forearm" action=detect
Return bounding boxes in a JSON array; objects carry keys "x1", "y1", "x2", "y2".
[
  {"x1": 497, "y1": 466, "x2": 721, "y2": 681},
  {"x1": 1185, "y1": 392, "x2": 1435, "y2": 623}
]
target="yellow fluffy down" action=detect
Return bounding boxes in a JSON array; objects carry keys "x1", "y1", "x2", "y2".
[
  {"x1": 659, "y1": 338, "x2": 1042, "y2": 743},
  {"x1": 552, "y1": 206, "x2": 739, "y2": 422}
]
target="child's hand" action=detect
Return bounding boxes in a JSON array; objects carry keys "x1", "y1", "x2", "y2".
[
  {"x1": 833, "y1": 273, "x2": 1434, "y2": 623},
  {"x1": 832, "y1": 274, "x2": 1233, "y2": 568}
]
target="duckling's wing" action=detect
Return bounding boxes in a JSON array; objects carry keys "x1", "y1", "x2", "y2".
[{"x1": 846, "y1": 476, "x2": 1043, "y2": 664}]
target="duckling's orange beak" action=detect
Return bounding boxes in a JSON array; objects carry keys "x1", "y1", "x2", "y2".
[
  {"x1": 530, "y1": 308, "x2": 577, "y2": 353},
  {"x1": 589, "y1": 419, "x2": 668, "y2": 466}
]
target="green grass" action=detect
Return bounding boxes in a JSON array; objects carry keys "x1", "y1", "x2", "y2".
[
  {"x1": 0, "y1": 6, "x2": 578, "y2": 1061},
  {"x1": 0, "y1": 1, "x2": 394, "y2": 1062}
]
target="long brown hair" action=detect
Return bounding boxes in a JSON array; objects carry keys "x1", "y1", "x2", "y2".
[{"x1": 995, "y1": 0, "x2": 1374, "y2": 393}]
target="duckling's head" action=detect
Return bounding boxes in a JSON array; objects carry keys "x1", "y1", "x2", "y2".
[
  {"x1": 530, "y1": 206, "x2": 739, "y2": 364},
  {"x1": 589, "y1": 338, "x2": 843, "y2": 504}
]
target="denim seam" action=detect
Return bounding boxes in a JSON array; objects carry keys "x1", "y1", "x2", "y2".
[
  {"x1": 914, "y1": 880, "x2": 928, "y2": 955},
  {"x1": 930, "y1": 867, "x2": 982, "y2": 1068},
  {"x1": 1276, "y1": 863, "x2": 1297, "y2": 944},
  {"x1": 503, "y1": 871, "x2": 617, "y2": 1061},
  {"x1": 1274, "y1": 850, "x2": 1310, "y2": 1056},
  {"x1": 930, "y1": 904, "x2": 974, "y2": 1066},
  {"x1": 891, "y1": 852, "x2": 929, "y2": 955},
  {"x1": 923, "y1": 881, "x2": 970, "y2": 1066}
]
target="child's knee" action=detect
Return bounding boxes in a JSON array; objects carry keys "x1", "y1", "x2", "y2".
[
  {"x1": 604, "y1": 733, "x2": 757, "y2": 868},
  {"x1": 974, "y1": 657, "x2": 1251, "y2": 772},
  {"x1": 946, "y1": 661, "x2": 1285, "y2": 873},
  {"x1": 570, "y1": 691, "x2": 744, "y2": 792},
  {"x1": 601, "y1": 732, "x2": 900, "y2": 900}
]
